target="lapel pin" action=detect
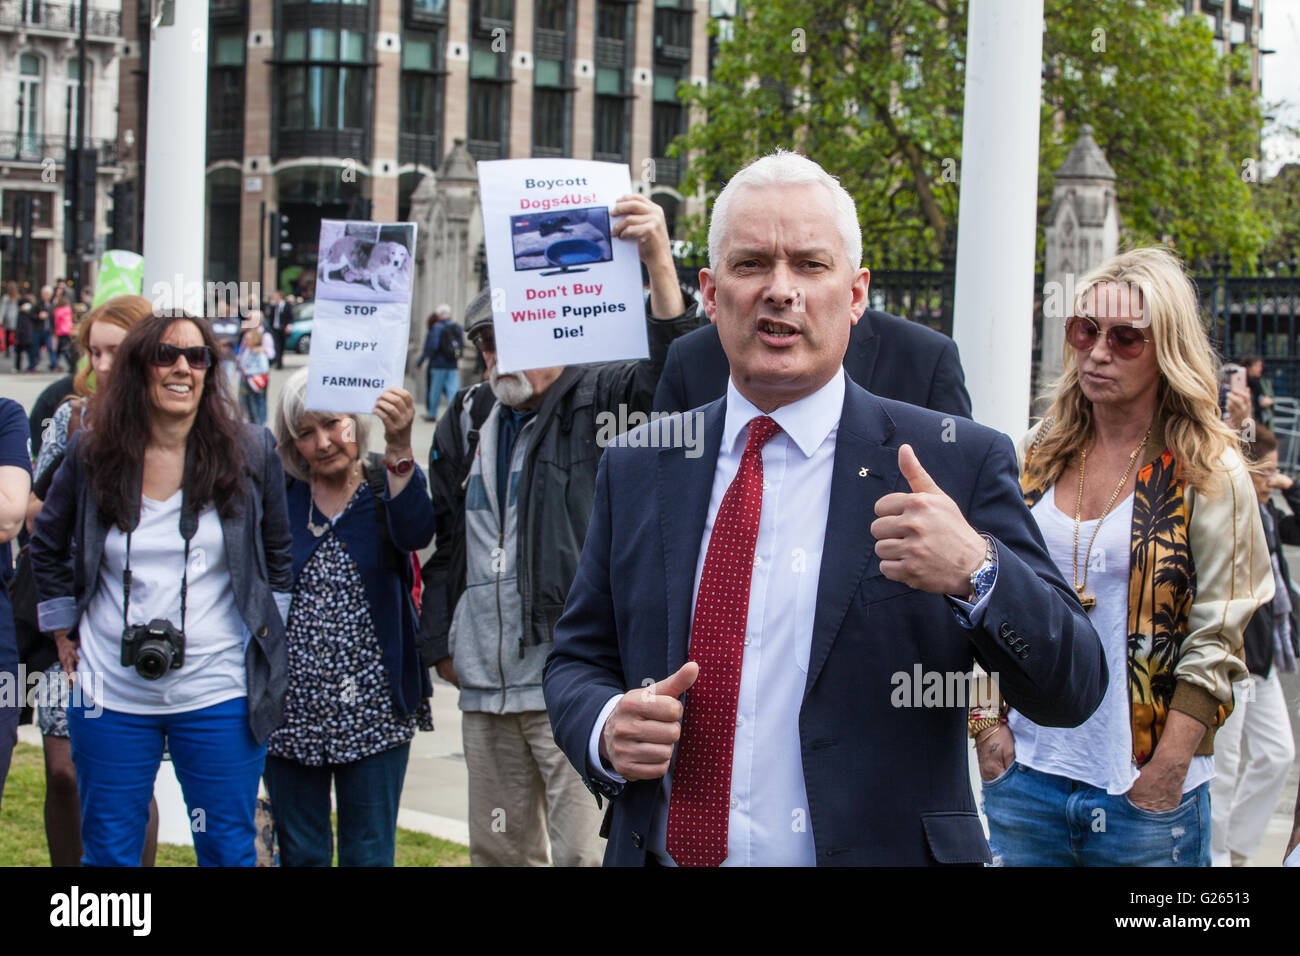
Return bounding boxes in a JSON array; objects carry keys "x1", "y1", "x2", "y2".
[{"x1": 858, "y1": 466, "x2": 870, "y2": 478}]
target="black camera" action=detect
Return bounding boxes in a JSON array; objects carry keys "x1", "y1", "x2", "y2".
[{"x1": 121, "y1": 619, "x2": 185, "y2": 680}]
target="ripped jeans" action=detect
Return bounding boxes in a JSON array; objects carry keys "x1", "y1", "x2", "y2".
[{"x1": 982, "y1": 762, "x2": 1211, "y2": 866}]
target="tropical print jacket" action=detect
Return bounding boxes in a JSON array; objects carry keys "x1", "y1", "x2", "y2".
[{"x1": 1014, "y1": 420, "x2": 1269, "y2": 765}]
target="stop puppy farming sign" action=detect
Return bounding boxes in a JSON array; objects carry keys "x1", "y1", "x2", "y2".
[{"x1": 305, "y1": 219, "x2": 418, "y2": 414}]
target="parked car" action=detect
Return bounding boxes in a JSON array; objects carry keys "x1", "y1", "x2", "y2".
[{"x1": 284, "y1": 301, "x2": 313, "y2": 354}]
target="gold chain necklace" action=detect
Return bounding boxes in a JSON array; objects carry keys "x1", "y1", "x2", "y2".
[{"x1": 1072, "y1": 426, "x2": 1151, "y2": 612}]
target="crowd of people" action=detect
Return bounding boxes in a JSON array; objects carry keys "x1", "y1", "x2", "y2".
[
  {"x1": 1, "y1": 154, "x2": 1299, "y2": 869},
  {"x1": 2, "y1": 280, "x2": 89, "y2": 375}
]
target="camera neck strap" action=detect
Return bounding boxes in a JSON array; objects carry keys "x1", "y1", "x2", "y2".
[{"x1": 121, "y1": 479, "x2": 200, "y2": 635}]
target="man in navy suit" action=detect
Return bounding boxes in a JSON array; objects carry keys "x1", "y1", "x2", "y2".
[
  {"x1": 653, "y1": 308, "x2": 972, "y2": 419},
  {"x1": 543, "y1": 150, "x2": 1105, "y2": 866}
]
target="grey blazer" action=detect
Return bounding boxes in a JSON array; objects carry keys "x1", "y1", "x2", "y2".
[{"x1": 31, "y1": 424, "x2": 294, "y2": 742}]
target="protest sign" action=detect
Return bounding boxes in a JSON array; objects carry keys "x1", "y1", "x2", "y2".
[
  {"x1": 91, "y1": 250, "x2": 145, "y2": 307},
  {"x1": 477, "y1": 159, "x2": 648, "y2": 373},
  {"x1": 305, "y1": 220, "x2": 418, "y2": 414}
]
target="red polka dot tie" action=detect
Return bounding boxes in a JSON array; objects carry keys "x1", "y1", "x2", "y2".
[{"x1": 667, "y1": 415, "x2": 781, "y2": 867}]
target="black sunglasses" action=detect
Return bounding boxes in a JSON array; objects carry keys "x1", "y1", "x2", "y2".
[
  {"x1": 1065, "y1": 315, "x2": 1149, "y2": 360},
  {"x1": 152, "y1": 343, "x2": 214, "y2": 369}
]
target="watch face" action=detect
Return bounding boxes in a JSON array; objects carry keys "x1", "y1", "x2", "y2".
[
  {"x1": 974, "y1": 565, "x2": 996, "y2": 594},
  {"x1": 389, "y1": 457, "x2": 414, "y2": 476}
]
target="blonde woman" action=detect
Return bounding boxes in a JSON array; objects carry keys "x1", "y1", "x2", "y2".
[{"x1": 973, "y1": 247, "x2": 1271, "y2": 866}]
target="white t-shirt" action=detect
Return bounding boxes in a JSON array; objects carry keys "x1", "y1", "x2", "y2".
[
  {"x1": 79, "y1": 490, "x2": 248, "y2": 714},
  {"x1": 1010, "y1": 489, "x2": 1213, "y2": 794}
]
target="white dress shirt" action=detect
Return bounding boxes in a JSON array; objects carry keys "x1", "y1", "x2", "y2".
[{"x1": 587, "y1": 369, "x2": 994, "y2": 865}]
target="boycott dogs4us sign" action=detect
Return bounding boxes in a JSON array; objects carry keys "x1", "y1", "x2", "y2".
[
  {"x1": 477, "y1": 159, "x2": 648, "y2": 373},
  {"x1": 305, "y1": 219, "x2": 418, "y2": 414}
]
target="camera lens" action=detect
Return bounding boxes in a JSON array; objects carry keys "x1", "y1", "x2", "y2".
[{"x1": 135, "y1": 644, "x2": 173, "y2": 680}]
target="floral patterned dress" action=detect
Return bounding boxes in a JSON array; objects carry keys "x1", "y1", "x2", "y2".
[{"x1": 267, "y1": 488, "x2": 433, "y2": 766}]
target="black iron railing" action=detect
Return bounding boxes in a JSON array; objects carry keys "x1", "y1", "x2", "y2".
[
  {"x1": 0, "y1": 0, "x2": 121, "y2": 36},
  {"x1": 0, "y1": 132, "x2": 119, "y2": 165}
]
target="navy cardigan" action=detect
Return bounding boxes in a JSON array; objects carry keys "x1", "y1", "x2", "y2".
[{"x1": 284, "y1": 466, "x2": 436, "y2": 715}]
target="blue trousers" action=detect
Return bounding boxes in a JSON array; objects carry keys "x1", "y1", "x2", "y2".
[
  {"x1": 0, "y1": 667, "x2": 17, "y2": 812},
  {"x1": 67, "y1": 696, "x2": 266, "y2": 867},
  {"x1": 263, "y1": 743, "x2": 410, "y2": 866},
  {"x1": 982, "y1": 761, "x2": 1211, "y2": 866},
  {"x1": 426, "y1": 366, "x2": 459, "y2": 418}
]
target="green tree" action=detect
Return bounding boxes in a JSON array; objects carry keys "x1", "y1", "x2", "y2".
[
  {"x1": 1040, "y1": 0, "x2": 1266, "y2": 269},
  {"x1": 1255, "y1": 163, "x2": 1300, "y2": 267},
  {"x1": 674, "y1": 0, "x2": 1268, "y2": 269}
]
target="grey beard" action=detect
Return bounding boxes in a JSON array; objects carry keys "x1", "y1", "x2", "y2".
[{"x1": 490, "y1": 368, "x2": 535, "y2": 407}]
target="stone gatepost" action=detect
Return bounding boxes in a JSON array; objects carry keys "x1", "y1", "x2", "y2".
[
  {"x1": 408, "y1": 138, "x2": 485, "y2": 400},
  {"x1": 1039, "y1": 124, "x2": 1119, "y2": 401}
]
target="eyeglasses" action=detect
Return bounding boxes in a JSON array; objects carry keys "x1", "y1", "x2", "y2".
[
  {"x1": 470, "y1": 332, "x2": 496, "y2": 353},
  {"x1": 152, "y1": 343, "x2": 214, "y2": 369},
  {"x1": 1065, "y1": 315, "x2": 1150, "y2": 360}
]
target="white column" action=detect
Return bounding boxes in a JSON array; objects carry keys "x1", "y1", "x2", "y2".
[
  {"x1": 951, "y1": 0, "x2": 1043, "y2": 438},
  {"x1": 142, "y1": 0, "x2": 210, "y2": 312}
]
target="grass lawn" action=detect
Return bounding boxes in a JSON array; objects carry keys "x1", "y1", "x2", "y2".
[{"x1": 1, "y1": 742, "x2": 469, "y2": 867}]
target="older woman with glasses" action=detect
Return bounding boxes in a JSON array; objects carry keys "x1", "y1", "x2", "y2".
[
  {"x1": 31, "y1": 313, "x2": 292, "y2": 866},
  {"x1": 973, "y1": 247, "x2": 1272, "y2": 867},
  {"x1": 266, "y1": 369, "x2": 434, "y2": 866}
]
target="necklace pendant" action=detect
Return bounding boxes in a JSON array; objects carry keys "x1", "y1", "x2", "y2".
[{"x1": 1075, "y1": 587, "x2": 1096, "y2": 613}]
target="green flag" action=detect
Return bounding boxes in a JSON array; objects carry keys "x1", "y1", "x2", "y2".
[{"x1": 90, "y1": 250, "x2": 145, "y2": 308}]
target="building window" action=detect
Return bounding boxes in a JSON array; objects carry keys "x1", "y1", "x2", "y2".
[
  {"x1": 209, "y1": 31, "x2": 245, "y2": 158},
  {"x1": 280, "y1": 27, "x2": 368, "y2": 131},
  {"x1": 401, "y1": 29, "x2": 444, "y2": 168},
  {"x1": 651, "y1": 69, "x2": 683, "y2": 184},
  {"x1": 653, "y1": 5, "x2": 692, "y2": 61},
  {"x1": 65, "y1": 59, "x2": 93, "y2": 141},
  {"x1": 594, "y1": 1, "x2": 632, "y2": 162},
  {"x1": 18, "y1": 53, "x2": 43, "y2": 158},
  {"x1": 533, "y1": 0, "x2": 571, "y2": 157},
  {"x1": 2, "y1": 190, "x2": 55, "y2": 228},
  {"x1": 468, "y1": 3, "x2": 511, "y2": 163},
  {"x1": 410, "y1": 0, "x2": 447, "y2": 14}
]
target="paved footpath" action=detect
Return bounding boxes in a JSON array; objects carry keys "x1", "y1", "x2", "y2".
[{"x1": 5, "y1": 357, "x2": 1298, "y2": 863}]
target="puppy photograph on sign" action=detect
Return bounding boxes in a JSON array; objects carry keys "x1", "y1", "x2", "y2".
[
  {"x1": 306, "y1": 220, "x2": 418, "y2": 414},
  {"x1": 478, "y1": 159, "x2": 648, "y2": 373}
]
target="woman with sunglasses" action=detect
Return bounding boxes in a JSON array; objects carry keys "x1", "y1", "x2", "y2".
[
  {"x1": 26, "y1": 294, "x2": 163, "y2": 867},
  {"x1": 30, "y1": 313, "x2": 293, "y2": 866},
  {"x1": 973, "y1": 247, "x2": 1271, "y2": 866}
]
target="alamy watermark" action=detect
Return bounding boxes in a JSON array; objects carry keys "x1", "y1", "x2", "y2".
[
  {"x1": 890, "y1": 665, "x2": 1000, "y2": 708},
  {"x1": 1043, "y1": 274, "x2": 1148, "y2": 326},
  {"x1": 151, "y1": 276, "x2": 262, "y2": 319},
  {"x1": 596, "y1": 406, "x2": 705, "y2": 459},
  {"x1": 0, "y1": 663, "x2": 103, "y2": 717}
]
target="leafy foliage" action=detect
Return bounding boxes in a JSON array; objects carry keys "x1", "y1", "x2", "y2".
[{"x1": 674, "y1": 0, "x2": 1268, "y2": 268}]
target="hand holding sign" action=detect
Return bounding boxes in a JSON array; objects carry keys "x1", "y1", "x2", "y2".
[
  {"x1": 373, "y1": 386, "x2": 416, "y2": 495},
  {"x1": 870, "y1": 444, "x2": 987, "y2": 596},
  {"x1": 611, "y1": 193, "x2": 685, "y2": 319}
]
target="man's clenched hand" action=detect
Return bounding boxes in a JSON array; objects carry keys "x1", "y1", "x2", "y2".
[
  {"x1": 871, "y1": 444, "x2": 987, "y2": 596},
  {"x1": 599, "y1": 662, "x2": 699, "y2": 781}
]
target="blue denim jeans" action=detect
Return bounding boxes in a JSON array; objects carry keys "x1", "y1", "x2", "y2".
[
  {"x1": 263, "y1": 743, "x2": 410, "y2": 866},
  {"x1": 67, "y1": 696, "x2": 266, "y2": 866},
  {"x1": 426, "y1": 366, "x2": 459, "y2": 418},
  {"x1": 982, "y1": 762, "x2": 1211, "y2": 866}
]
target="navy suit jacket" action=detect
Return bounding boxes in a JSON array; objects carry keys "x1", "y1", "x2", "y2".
[
  {"x1": 652, "y1": 309, "x2": 972, "y2": 419},
  {"x1": 544, "y1": 378, "x2": 1106, "y2": 866}
]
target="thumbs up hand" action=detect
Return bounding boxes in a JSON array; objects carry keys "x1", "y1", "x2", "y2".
[
  {"x1": 870, "y1": 444, "x2": 989, "y2": 597},
  {"x1": 599, "y1": 662, "x2": 699, "y2": 781}
]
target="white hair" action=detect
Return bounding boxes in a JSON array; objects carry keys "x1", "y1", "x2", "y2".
[
  {"x1": 707, "y1": 149, "x2": 862, "y2": 272},
  {"x1": 272, "y1": 367, "x2": 373, "y2": 481}
]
